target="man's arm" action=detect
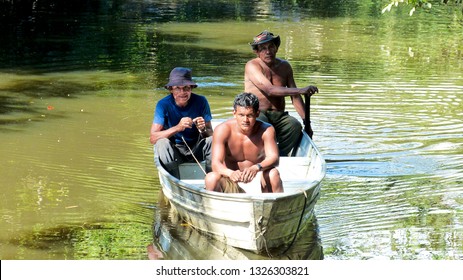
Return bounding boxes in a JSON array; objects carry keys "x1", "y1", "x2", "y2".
[
  {"x1": 210, "y1": 123, "x2": 234, "y2": 177},
  {"x1": 286, "y1": 74, "x2": 306, "y2": 120},
  {"x1": 150, "y1": 123, "x2": 175, "y2": 144},
  {"x1": 149, "y1": 117, "x2": 195, "y2": 144},
  {"x1": 259, "y1": 124, "x2": 279, "y2": 170},
  {"x1": 202, "y1": 121, "x2": 213, "y2": 137},
  {"x1": 194, "y1": 96, "x2": 214, "y2": 137},
  {"x1": 245, "y1": 60, "x2": 316, "y2": 97}
]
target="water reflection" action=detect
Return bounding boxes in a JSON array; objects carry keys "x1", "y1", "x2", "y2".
[
  {"x1": 151, "y1": 191, "x2": 324, "y2": 260},
  {"x1": 1, "y1": 221, "x2": 153, "y2": 260}
]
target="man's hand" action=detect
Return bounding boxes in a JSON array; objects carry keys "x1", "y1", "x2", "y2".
[
  {"x1": 177, "y1": 117, "x2": 193, "y2": 131},
  {"x1": 193, "y1": 117, "x2": 207, "y2": 132},
  {"x1": 239, "y1": 166, "x2": 259, "y2": 183},
  {"x1": 303, "y1": 85, "x2": 318, "y2": 96},
  {"x1": 228, "y1": 170, "x2": 243, "y2": 183}
]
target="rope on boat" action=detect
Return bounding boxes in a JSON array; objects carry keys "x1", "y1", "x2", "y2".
[
  {"x1": 181, "y1": 136, "x2": 207, "y2": 175},
  {"x1": 279, "y1": 189, "x2": 308, "y2": 257},
  {"x1": 256, "y1": 216, "x2": 273, "y2": 258},
  {"x1": 255, "y1": 189, "x2": 309, "y2": 258}
]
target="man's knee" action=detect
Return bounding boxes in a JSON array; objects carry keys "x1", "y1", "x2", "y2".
[
  {"x1": 285, "y1": 117, "x2": 302, "y2": 137},
  {"x1": 268, "y1": 168, "x2": 283, "y2": 193},
  {"x1": 202, "y1": 136, "x2": 213, "y2": 172},
  {"x1": 205, "y1": 172, "x2": 222, "y2": 192},
  {"x1": 156, "y1": 138, "x2": 172, "y2": 149},
  {"x1": 156, "y1": 138, "x2": 170, "y2": 147},
  {"x1": 155, "y1": 138, "x2": 178, "y2": 165},
  {"x1": 203, "y1": 136, "x2": 213, "y2": 153},
  {"x1": 269, "y1": 168, "x2": 281, "y2": 181}
]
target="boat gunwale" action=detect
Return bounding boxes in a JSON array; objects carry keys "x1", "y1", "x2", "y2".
[{"x1": 154, "y1": 130, "x2": 326, "y2": 203}]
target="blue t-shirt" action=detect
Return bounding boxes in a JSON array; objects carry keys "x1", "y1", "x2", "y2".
[{"x1": 153, "y1": 93, "x2": 212, "y2": 145}]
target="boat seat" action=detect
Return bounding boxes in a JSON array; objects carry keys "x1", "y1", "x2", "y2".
[{"x1": 179, "y1": 162, "x2": 206, "y2": 180}]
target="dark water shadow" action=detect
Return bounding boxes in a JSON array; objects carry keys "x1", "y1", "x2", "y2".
[{"x1": 0, "y1": 95, "x2": 38, "y2": 124}]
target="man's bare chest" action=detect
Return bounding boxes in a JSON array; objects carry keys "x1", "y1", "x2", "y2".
[
  {"x1": 227, "y1": 137, "x2": 263, "y2": 161},
  {"x1": 262, "y1": 66, "x2": 287, "y2": 86}
]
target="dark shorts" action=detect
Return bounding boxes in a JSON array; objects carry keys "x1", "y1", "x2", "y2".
[{"x1": 258, "y1": 110, "x2": 302, "y2": 156}]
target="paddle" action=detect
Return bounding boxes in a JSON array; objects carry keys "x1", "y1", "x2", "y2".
[{"x1": 303, "y1": 94, "x2": 313, "y2": 139}]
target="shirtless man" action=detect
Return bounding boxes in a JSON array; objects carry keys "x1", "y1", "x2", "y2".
[
  {"x1": 245, "y1": 30, "x2": 318, "y2": 156},
  {"x1": 204, "y1": 92, "x2": 283, "y2": 193}
]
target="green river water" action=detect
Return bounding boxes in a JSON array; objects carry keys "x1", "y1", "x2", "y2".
[{"x1": 0, "y1": 0, "x2": 462, "y2": 260}]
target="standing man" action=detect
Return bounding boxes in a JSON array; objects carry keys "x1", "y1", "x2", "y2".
[
  {"x1": 245, "y1": 30, "x2": 318, "y2": 156},
  {"x1": 150, "y1": 67, "x2": 213, "y2": 178},
  {"x1": 205, "y1": 92, "x2": 283, "y2": 193}
]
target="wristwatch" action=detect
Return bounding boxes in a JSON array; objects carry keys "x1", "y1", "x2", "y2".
[{"x1": 256, "y1": 163, "x2": 262, "y2": 171}]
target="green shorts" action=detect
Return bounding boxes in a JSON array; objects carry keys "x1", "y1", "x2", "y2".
[{"x1": 258, "y1": 110, "x2": 302, "y2": 156}]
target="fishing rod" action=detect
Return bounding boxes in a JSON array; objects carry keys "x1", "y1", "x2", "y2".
[{"x1": 181, "y1": 136, "x2": 207, "y2": 175}]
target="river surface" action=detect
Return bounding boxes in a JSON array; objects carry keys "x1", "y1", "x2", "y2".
[{"x1": 1, "y1": 0, "x2": 462, "y2": 260}]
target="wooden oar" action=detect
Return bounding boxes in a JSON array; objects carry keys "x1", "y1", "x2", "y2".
[{"x1": 304, "y1": 94, "x2": 313, "y2": 139}]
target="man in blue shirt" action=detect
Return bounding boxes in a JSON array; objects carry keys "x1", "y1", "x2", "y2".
[{"x1": 150, "y1": 67, "x2": 213, "y2": 178}]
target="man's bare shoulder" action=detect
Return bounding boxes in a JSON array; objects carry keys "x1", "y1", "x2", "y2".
[
  {"x1": 245, "y1": 58, "x2": 261, "y2": 68},
  {"x1": 275, "y1": 58, "x2": 292, "y2": 69},
  {"x1": 256, "y1": 119, "x2": 275, "y2": 133},
  {"x1": 214, "y1": 119, "x2": 234, "y2": 133}
]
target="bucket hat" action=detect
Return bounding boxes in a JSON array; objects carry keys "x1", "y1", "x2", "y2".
[
  {"x1": 249, "y1": 30, "x2": 281, "y2": 50},
  {"x1": 164, "y1": 67, "x2": 198, "y2": 89}
]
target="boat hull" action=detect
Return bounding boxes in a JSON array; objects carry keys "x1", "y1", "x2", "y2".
[{"x1": 154, "y1": 128, "x2": 326, "y2": 253}]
